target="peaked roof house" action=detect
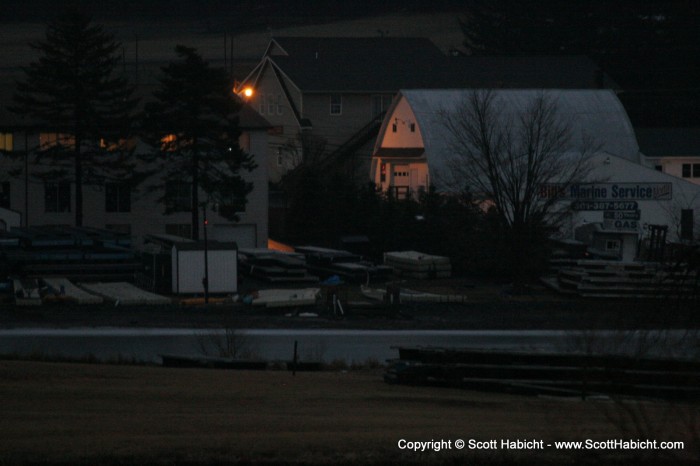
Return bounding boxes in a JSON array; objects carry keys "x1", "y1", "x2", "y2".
[
  {"x1": 236, "y1": 36, "x2": 448, "y2": 182},
  {"x1": 636, "y1": 127, "x2": 700, "y2": 185},
  {"x1": 236, "y1": 36, "x2": 615, "y2": 183},
  {"x1": 617, "y1": 91, "x2": 700, "y2": 186}
]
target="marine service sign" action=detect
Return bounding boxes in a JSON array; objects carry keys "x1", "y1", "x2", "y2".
[{"x1": 540, "y1": 183, "x2": 672, "y2": 201}]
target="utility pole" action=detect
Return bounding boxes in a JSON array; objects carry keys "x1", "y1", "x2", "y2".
[{"x1": 202, "y1": 203, "x2": 210, "y2": 304}]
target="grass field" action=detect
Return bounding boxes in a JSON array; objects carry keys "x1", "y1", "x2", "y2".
[{"x1": 0, "y1": 360, "x2": 698, "y2": 465}]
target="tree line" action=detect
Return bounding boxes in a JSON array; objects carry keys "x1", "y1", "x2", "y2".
[
  {"x1": 279, "y1": 174, "x2": 525, "y2": 280},
  {"x1": 8, "y1": 9, "x2": 255, "y2": 241}
]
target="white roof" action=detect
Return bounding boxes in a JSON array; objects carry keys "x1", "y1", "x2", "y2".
[{"x1": 387, "y1": 89, "x2": 640, "y2": 190}]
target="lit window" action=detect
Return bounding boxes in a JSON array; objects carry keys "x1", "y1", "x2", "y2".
[
  {"x1": 44, "y1": 182, "x2": 71, "y2": 213},
  {"x1": 0, "y1": 133, "x2": 13, "y2": 151},
  {"x1": 330, "y1": 94, "x2": 342, "y2": 115},
  {"x1": 39, "y1": 133, "x2": 74, "y2": 150},
  {"x1": 160, "y1": 134, "x2": 177, "y2": 152},
  {"x1": 100, "y1": 137, "x2": 134, "y2": 152}
]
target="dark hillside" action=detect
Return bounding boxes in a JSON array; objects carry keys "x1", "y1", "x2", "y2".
[{"x1": 3, "y1": 0, "x2": 463, "y2": 26}]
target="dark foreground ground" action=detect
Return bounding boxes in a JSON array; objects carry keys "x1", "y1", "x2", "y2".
[
  {"x1": 1, "y1": 279, "x2": 698, "y2": 331},
  {"x1": 0, "y1": 360, "x2": 698, "y2": 466}
]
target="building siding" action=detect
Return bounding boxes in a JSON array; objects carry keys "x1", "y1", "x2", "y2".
[{"x1": 0, "y1": 130, "x2": 269, "y2": 248}]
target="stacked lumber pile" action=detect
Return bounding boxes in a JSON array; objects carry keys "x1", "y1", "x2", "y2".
[
  {"x1": 541, "y1": 260, "x2": 698, "y2": 298},
  {"x1": 385, "y1": 346, "x2": 700, "y2": 400}
]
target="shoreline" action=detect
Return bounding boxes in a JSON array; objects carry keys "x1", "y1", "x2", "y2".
[{"x1": 1, "y1": 294, "x2": 699, "y2": 331}]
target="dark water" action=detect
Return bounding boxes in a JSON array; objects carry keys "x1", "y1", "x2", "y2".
[
  {"x1": 0, "y1": 328, "x2": 575, "y2": 363},
  {"x1": 0, "y1": 328, "x2": 691, "y2": 364}
]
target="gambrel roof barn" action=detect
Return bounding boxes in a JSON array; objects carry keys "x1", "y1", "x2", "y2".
[{"x1": 371, "y1": 89, "x2": 640, "y2": 193}]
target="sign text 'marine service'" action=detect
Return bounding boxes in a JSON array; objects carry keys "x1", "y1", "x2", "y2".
[{"x1": 539, "y1": 183, "x2": 672, "y2": 201}]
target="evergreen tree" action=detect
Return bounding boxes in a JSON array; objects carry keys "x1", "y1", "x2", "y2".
[
  {"x1": 11, "y1": 9, "x2": 139, "y2": 227},
  {"x1": 143, "y1": 45, "x2": 256, "y2": 240}
]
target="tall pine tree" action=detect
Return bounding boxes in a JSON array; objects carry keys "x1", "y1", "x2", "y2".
[
  {"x1": 143, "y1": 45, "x2": 256, "y2": 240},
  {"x1": 11, "y1": 9, "x2": 139, "y2": 226}
]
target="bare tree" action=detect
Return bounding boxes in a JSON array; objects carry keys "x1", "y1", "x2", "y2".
[
  {"x1": 440, "y1": 90, "x2": 596, "y2": 288},
  {"x1": 194, "y1": 325, "x2": 255, "y2": 359},
  {"x1": 278, "y1": 131, "x2": 328, "y2": 171}
]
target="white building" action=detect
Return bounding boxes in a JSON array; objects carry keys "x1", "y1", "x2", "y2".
[
  {"x1": 370, "y1": 89, "x2": 700, "y2": 260},
  {"x1": 0, "y1": 105, "x2": 270, "y2": 248},
  {"x1": 637, "y1": 127, "x2": 700, "y2": 185}
]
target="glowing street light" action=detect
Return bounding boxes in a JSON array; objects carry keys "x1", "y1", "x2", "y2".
[{"x1": 242, "y1": 87, "x2": 254, "y2": 98}]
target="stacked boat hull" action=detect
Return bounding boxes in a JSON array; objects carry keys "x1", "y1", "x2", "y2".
[{"x1": 384, "y1": 251, "x2": 451, "y2": 279}]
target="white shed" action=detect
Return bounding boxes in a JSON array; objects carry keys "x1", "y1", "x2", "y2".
[{"x1": 171, "y1": 241, "x2": 238, "y2": 294}]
